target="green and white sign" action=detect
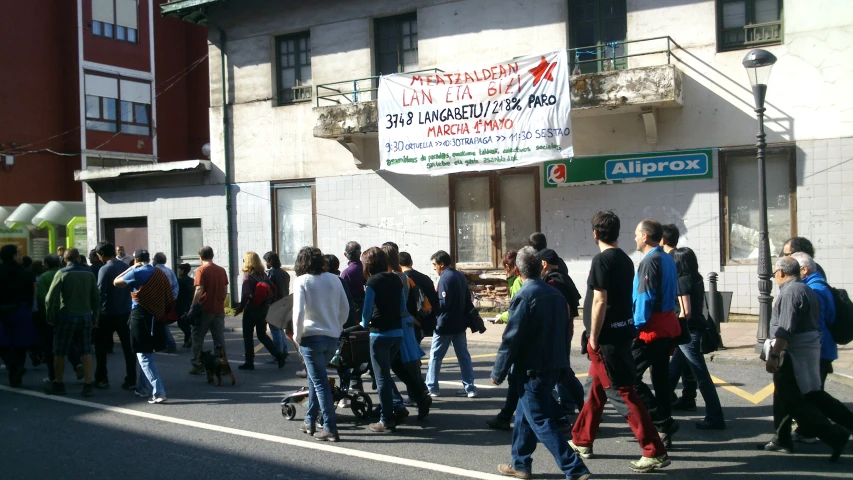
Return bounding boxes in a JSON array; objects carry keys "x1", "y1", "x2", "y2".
[{"x1": 544, "y1": 149, "x2": 713, "y2": 187}]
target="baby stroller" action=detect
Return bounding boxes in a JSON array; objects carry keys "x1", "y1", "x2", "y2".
[{"x1": 280, "y1": 325, "x2": 373, "y2": 421}]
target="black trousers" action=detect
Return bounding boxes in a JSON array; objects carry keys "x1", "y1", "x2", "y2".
[
  {"x1": 0, "y1": 346, "x2": 27, "y2": 380},
  {"x1": 391, "y1": 354, "x2": 428, "y2": 407},
  {"x1": 94, "y1": 313, "x2": 134, "y2": 384},
  {"x1": 631, "y1": 337, "x2": 674, "y2": 428},
  {"x1": 242, "y1": 306, "x2": 280, "y2": 364},
  {"x1": 773, "y1": 359, "x2": 849, "y2": 448},
  {"x1": 779, "y1": 358, "x2": 853, "y2": 437}
]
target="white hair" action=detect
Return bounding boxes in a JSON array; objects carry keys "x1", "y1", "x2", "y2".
[
  {"x1": 790, "y1": 252, "x2": 816, "y2": 274},
  {"x1": 516, "y1": 246, "x2": 542, "y2": 279}
]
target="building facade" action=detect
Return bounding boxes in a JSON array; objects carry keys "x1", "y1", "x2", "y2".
[
  {"x1": 100, "y1": 0, "x2": 851, "y2": 313},
  {"x1": 0, "y1": 0, "x2": 208, "y2": 260}
]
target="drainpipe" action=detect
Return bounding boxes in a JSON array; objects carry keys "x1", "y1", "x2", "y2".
[{"x1": 219, "y1": 27, "x2": 237, "y2": 305}]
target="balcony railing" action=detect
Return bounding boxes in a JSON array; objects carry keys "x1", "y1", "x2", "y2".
[
  {"x1": 744, "y1": 20, "x2": 782, "y2": 46},
  {"x1": 280, "y1": 84, "x2": 313, "y2": 104},
  {"x1": 315, "y1": 68, "x2": 443, "y2": 107},
  {"x1": 568, "y1": 36, "x2": 675, "y2": 75}
]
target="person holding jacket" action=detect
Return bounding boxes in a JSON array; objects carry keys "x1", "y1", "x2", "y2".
[
  {"x1": 632, "y1": 220, "x2": 682, "y2": 447},
  {"x1": 292, "y1": 247, "x2": 349, "y2": 442},
  {"x1": 235, "y1": 251, "x2": 287, "y2": 371}
]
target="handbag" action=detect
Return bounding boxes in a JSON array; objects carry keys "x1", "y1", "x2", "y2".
[{"x1": 699, "y1": 316, "x2": 721, "y2": 354}]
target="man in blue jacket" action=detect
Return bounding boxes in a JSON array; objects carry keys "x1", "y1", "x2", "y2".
[
  {"x1": 491, "y1": 247, "x2": 591, "y2": 480},
  {"x1": 425, "y1": 250, "x2": 477, "y2": 398}
]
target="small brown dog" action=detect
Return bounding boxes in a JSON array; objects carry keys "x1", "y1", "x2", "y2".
[{"x1": 199, "y1": 345, "x2": 236, "y2": 386}]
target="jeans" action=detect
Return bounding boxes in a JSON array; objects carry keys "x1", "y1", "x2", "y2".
[
  {"x1": 668, "y1": 331, "x2": 724, "y2": 424},
  {"x1": 497, "y1": 371, "x2": 520, "y2": 422},
  {"x1": 299, "y1": 335, "x2": 339, "y2": 433},
  {"x1": 556, "y1": 367, "x2": 585, "y2": 412},
  {"x1": 425, "y1": 332, "x2": 476, "y2": 395},
  {"x1": 391, "y1": 355, "x2": 428, "y2": 411},
  {"x1": 510, "y1": 369, "x2": 589, "y2": 477},
  {"x1": 370, "y1": 335, "x2": 402, "y2": 427},
  {"x1": 191, "y1": 313, "x2": 225, "y2": 364},
  {"x1": 241, "y1": 306, "x2": 281, "y2": 365},
  {"x1": 632, "y1": 337, "x2": 675, "y2": 428},
  {"x1": 94, "y1": 313, "x2": 135, "y2": 385},
  {"x1": 136, "y1": 352, "x2": 166, "y2": 398},
  {"x1": 164, "y1": 327, "x2": 176, "y2": 350},
  {"x1": 269, "y1": 323, "x2": 286, "y2": 354}
]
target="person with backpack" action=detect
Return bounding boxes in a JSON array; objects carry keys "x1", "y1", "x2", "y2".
[
  {"x1": 263, "y1": 251, "x2": 290, "y2": 360},
  {"x1": 234, "y1": 252, "x2": 287, "y2": 370}
]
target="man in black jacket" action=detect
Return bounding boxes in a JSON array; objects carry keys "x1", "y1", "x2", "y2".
[
  {"x1": 491, "y1": 246, "x2": 591, "y2": 480},
  {"x1": 399, "y1": 251, "x2": 439, "y2": 338}
]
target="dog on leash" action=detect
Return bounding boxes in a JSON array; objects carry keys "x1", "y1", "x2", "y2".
[{"x1": 199, "y1": 345, "x2": 235, "y2": 386}]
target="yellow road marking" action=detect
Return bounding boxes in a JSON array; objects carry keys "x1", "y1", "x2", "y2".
[{"x1": 711, "y1": 375, "x2": 774, "y2": 404}]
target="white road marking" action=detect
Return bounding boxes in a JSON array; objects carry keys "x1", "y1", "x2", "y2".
[{"x1": 0, "y1": 385, "x2": 506, "y2": 479}]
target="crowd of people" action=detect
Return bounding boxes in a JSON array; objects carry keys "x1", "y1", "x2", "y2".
[{"x1": 0, "y1": 211, "x2": 850, "y2": 478}]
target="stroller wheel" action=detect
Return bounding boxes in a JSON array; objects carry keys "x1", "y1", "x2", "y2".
[
  {"x1": 350, "y1": 391, "x2": 372, "y2": 419},
  {"x1": 281, "y1": 402, "x2": 297, "y2": 420}
]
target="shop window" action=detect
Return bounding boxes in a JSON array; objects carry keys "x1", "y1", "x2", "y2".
[
  {"x1": 375, "y1": 13, "x2": 418, "y2": 75},
  {"x1": 92, "y1": 0, "x2": 138, "y2": 44},
  {"x1": 720, "y1": 145, "x2": 796, "y2": 264},
  {"x1": 449, "y1": 168, "x2": 540, "y2": 267},
  {"x1": 274, "y1": 183, "x2": 316, "y2": 266},
  {"x1": 276, "y1": 32, "x2": 312, "y2": 104},
  {"x1": 717, "y1": 0, "x2": 782, "y2": 51},
  {"x1": 84, "y1": 73, "x2": 151, "y2": 136},
  {"x1": 172, "y1": 219, "x2": 203, "y2": 273}
]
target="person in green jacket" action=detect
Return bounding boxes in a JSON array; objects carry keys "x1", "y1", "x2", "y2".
[
  {"x1": 34, "y1": 255, "x2": 82, "y2": 383},
  {"x1": 487, "y1": 250, "x2": 522, "y2": 429},
  {"x1": 44, "y1": 249, "x2": 100, "y2": 397}
]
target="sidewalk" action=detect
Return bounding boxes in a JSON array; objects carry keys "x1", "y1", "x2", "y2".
[{"x1": 220, "y1": 316, "x2": 853, "y2": 387}]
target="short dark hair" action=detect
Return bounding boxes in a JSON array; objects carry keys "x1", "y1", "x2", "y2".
[
  {"x1": 178, "y1": 263, "x2": 192, "y2": 275},
  {"x1": 324, "y1": 254, "x2": 340, "y2": 273},
  {"x1": 133, "y1": 249, "x2": 150, "y2": 263},
  {"x1": 785, "y1": 237, "x2": 815, "y2": 257},
  {"x1": 516, "y1": 246, "x2": 542, "y2": 279},
  {"x1": 671, "y1": 247, "x2": 700, "y2": 281},
  {"x1": 0, "y1": 245, "x2": 17, "y2": 262},
  {"x1": 528, "y1": 232, "x2": 547, "y2": 250},
  {"x1": 294, "y1": 247, "x2": 325, "y2": 276},
  {"x1": 65, "y1": 248, "x2": 81, "y2": 264},
  {"x1": 430, "y1": 250, "x2": 452, "y2": 267},
  {"x1": 362, "y1": 246, "x2": 389, "y2": 278},
  {"x1": 198, "y1": 246, "x2": 214, "y2": 261},
  {"x1": 263, "y1": 251, "x2": 281, "y2": 269},
  {"x1": 640, "y1": 219, "x2": 663, "y2": 243},
  {"x1": 22, "y1": 256, "x2": 33, "y2": 268},
  {"x1": 344, "y1": 241, "x2": 361, "y2": 262},
  {"x1": 153, "y1": 252, "x2": 167, "y2": 265},
  {"x1": 381, "y1": 243, "x2": 401, "y2": 272},
  {"x1": 399, "y1": 251, "x2": 413, "y2": 267},
  {"x1": 43, "y1": 254, "x2": 61, "y2": 269},
  {"x1": 95, "y1": 241, "x2": 116, "y2": 258},
  {"x1": 661, "y1": 224, "x2": 679, "y2": 248},
  {"x1": 591, "y1": 211, "x2": 620, "y2": 244}
]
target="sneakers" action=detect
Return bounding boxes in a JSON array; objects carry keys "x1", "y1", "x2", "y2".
[
  {"x1": 299, "y1": 422, "x2": 317, "y2": 435},
  {"x1": 189, "y1": 364, "x2": 205, "y2": 375},
  {"x1": 659, "y1": 420, "x2": 680, "y2": 448},
  {"x1": 81, "y1": 384, "x2": 94, "y2": 397},
  {"x1": 417, "y1": 395, "x2": 432, "y2": 421},
  {"x1": 568, "y1": 440, "x2": 594, "y2": 459},
  {"x1": 338, "y1": 398, "x2": 351, "y2": 409},
  {"x1": 428, "y1": 392, "x2": 440, "y2": 398},
  {"x1": 630, "y1": 454, "x2": 671, "y2": 472},
  {"x1": 295, "y1": 368, "x2": 308, "y2": 378},
  {"x1": 93, "y1": 380, "x2": 110, "y2": 389},
  {"x1": 496, "y1": 464, "x2": 531, "y2": 479},
  {"x1": 75, "y1": 364, "x2": 84, "y2": 380},
  {"x1": 148, "y1": 396, "x2": 167, "y2": 404},
  {"x1": 671, "y1": 397, "x2": 697, "y2": 412},
  {"x1": 394, "y1": 408, "x2": 410, "y2": 426},
  {"x1": 791, "y1": 430, "x2": 818, "y2": 444},
  {"x1": 456, "y1": 389, "x2": 477, "y2": 398},
  {"x1": 134, "y1": 388, "x2": 150, "y2": 398},
  {"x1": 238, "y1": 363, "x2": 254, "y2": 370},
  {"x1": 486, "y1": 417, "x2": 512, "y2": 430},
  {"x1": 756, "y1": 440, "x2": 792, "y2": 454},
  {"x1": 44, "y1": 382, "x2": 66, "y2": 395},
  {"x1": 313, "y1": 430, "x2": 340, "y2": 442},
  {"x1": 368, "y1": 421, "x2": 395, "y2": 433}
]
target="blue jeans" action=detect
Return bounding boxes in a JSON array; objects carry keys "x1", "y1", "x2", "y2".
[
  {"x1": 164, "y1": 327, "x2": 176, "y2": 350},
  {"x1": 511, "y1": 369, "x2": 589, "y2": 477},
  {"x1": 269, "y1": 324, "x2": 286, "y2": 353},
  {"x1": 299, "y1": 335, "x2": 339, "y2": 433},
  {"x1": 425, "y1": 332, "x2": 476, "y2": 395},
  {"x1": 669, "y1": 331, "x2": 724, "y2": 425},
  {"x1": 370, "y1": 335, "x2": 402, "y2": 427},
  {"x1": 556, "y1": 367, "x2": 584, "y2": 412},
  {"x1": 136, "y1": 352, "x2": 166, "y2": 398}
]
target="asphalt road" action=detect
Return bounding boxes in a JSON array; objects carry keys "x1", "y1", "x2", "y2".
[{"x1": 2, "y1": 329, "x2": 852, "y2": 480}]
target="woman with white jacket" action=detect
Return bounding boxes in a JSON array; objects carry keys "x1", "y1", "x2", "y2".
[{"x1": 292, "y1": 247, "x2": 349, "y2": 442}]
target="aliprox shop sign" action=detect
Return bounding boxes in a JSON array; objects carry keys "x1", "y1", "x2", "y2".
[{"x1": 544, "y1": 149, "x2": 712, "y2": 187}]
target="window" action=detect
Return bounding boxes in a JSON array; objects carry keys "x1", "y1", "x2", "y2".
[
  {"x1": 92, "y1": 0, "x2": 138, "y2": 43},
  {"x1": 720, "y1": 145, "x2": 796, "y2": 264},
  {"x1": 449, "y1": 168, "x2": 540, "y2": 267},
  {"x1": 274, "y1": 183, "x2": 316, "y2": 266},
  {"x1": 276, "y1": 32, "x2": 312, "y2": 105},
  {"x1": 569, "y1": 0, "x2": 627, "y2": 74},
  {"x1": 375, "y1": 13, "x2": 418, "y2": 75},
  {"x1": 84, "y1": 74, "x2": 151, "y2": 136},
  {"x1": 717, "y1": 0, "x2": 782, "y2": 51},
  {"x1": 172, "y1": 219, "x2": 203, "y2": 273}
]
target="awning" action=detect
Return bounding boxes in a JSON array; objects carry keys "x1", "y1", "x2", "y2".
[
  {"x1": 32, "y1": 202, "x2": 86, "y2": 229},
  {"x1": 0, "y1": 206, "x2": 17, "y2": 225},
  {"x1": 4, "y1": 203, "x2": 46, "y2": 230}
]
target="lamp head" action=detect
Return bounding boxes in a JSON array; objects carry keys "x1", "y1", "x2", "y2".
[{"x1": 743, "y1": 49, "x2": 777, "y2": 110}]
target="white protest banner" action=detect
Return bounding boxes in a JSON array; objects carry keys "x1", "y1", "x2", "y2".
[{"x1": 378, "y1": 50, "x2": 572, "y2": 175}]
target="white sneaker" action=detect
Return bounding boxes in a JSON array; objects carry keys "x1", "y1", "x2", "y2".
[
  {"x1": 428, "y1": 392, "x2": 440, "y2": 398},
  {"x1": 456, "y1": 389, "x2": 477, "y2": 398},
  {"x1": 148, "y1": 396, "x2": 167, "y2": 404},
  {"x1": 792, "y1": 431, "x2": 818, "y2": 444},
  {"x1": 338, "y1": 398, "x2": 351, "y2": 408}
]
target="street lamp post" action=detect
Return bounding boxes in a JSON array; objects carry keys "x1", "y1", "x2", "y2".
[{"x1": 742, "y1": 49, "x2": 778, "y2": 352}]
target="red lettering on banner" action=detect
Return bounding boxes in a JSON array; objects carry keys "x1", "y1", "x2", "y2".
[
  {"x1": 403, "y1": 89, "x2": 433, "y2": 106},
  {"x1": 427, "y1": 123, "x2": 470, "y2": 137},
  {"x1": 509, "y1": 63, "x2": 519, "y2": 75},
  {"x1": 410, "y1": 76, "x2": 423, "y2": 86},
  {"x1": 435, "y1": 75, "x2": 446, "y2": 85},
  {"x1": 463, "y1": 72, "x2": 475, "y2": 83},
  {"x1": 445, "y1": 85, "x2": 473, "y2": 103}
]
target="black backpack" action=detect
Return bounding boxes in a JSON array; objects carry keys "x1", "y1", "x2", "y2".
[{"x1": 828, "y1": 287, "x2": 853, "y2": 345}]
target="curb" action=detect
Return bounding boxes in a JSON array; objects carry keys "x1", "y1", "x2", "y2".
[{"x1": 828, "y1": 372, "x2": 853, "y2": 389}]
